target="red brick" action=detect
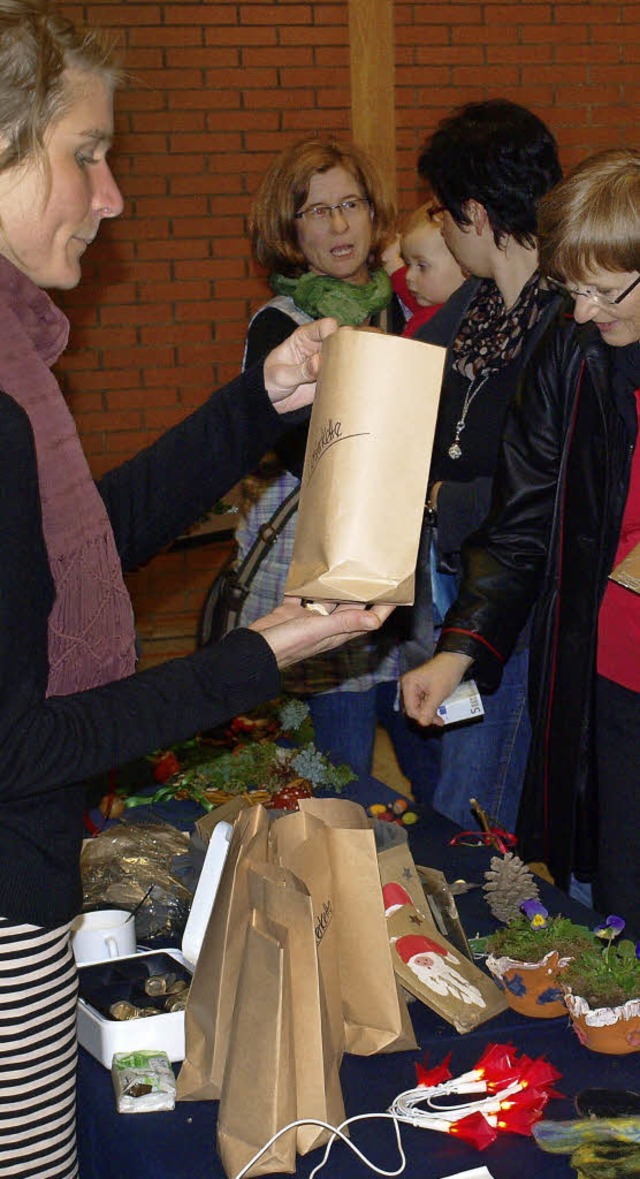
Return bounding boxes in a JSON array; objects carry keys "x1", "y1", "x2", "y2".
[
  {"x1": 485, "y1": 4, "x2": 552, "y2": 23},
  {"x1": 128, "y1": 26, "x2": 204, "y2": 47},
  {"x1": 87, "y1": 4, "x2": 161, "y2": 24},
  {"x1": 206, "y1": 26, "x2": 278, "y2": 45},
  {"x1": 164, "y1": 5, "x2": 237, "y2": 24},
  {"x1": 204, "y1": 66, "x2": 278, "y2": 88},
  {"x1": 555, "y1": 4, "x2": 616, "y2": 21},
  {"x1": 241, "y1": 5, "x2": 312, "y2": 25},
  {"x1": 280, "y1": 27, "x2": 347, "y2": 45},
  {"x1": 168, "y1": 89, "x2": 240, "y2": 111}
]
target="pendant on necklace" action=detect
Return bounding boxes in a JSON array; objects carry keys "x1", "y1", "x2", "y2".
[{"x1": 448, "y1": 442, "x2": 462, "y2": 460}]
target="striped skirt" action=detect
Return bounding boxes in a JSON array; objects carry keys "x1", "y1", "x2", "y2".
[{"x1": 0, "y1": 919, "x2": 78, "y2": 1177}]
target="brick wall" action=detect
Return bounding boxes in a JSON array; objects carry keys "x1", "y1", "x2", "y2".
[{"x1": 56, "y1": 0, "x2": 636, "y2": 667}]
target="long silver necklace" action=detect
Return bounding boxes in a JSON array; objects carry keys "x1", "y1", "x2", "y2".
[{"x1": 448, "y1": 374, "x2": 490, "y2": 460}]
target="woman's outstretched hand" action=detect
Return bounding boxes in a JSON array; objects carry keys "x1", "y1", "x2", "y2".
[
  {"x1": 264, "y1": 317, "x2": 338, "y2": 413},
  {"x1": 401, "y1": 651, "x2": 473, "y2": 727},
  {"x1": 249, "y1": 597, "x2": 395, "y2": 670}
]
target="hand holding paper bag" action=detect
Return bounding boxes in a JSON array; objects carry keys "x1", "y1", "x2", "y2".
[
  {"x1": 285, "y1": 327, "x2": 445, "y2": 604},
  {"x1": 249, "y1": 596, "x2": 395, "y2": 668}
]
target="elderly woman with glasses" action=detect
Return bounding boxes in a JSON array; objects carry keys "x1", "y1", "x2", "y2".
[{"x1": 402, "y1": 149, "x2": 640, "y2": 932}]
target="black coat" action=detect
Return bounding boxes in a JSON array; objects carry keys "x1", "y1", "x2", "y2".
[
  {"x1": 401, "y1": 277, "x2": 564, "y2": 671},
  {"x1": 437, "y1": 308, "x2": 637, "y2": 889}
]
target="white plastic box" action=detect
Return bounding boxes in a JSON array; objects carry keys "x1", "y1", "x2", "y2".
[{"x1": 77, "y1": 820, "x2": 232, "y2": 1067}]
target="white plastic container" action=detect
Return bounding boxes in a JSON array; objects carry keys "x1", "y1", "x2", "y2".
[{"x1": 77, "y1": 820, "x2": 232, "y2": 1067}]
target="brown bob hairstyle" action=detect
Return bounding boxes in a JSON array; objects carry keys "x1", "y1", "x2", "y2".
[
  {"x1": 250, "y1": 137, "x2": 397, "y2": 277},
  {"x1": 538, "y1": 148, "x2": 640, "y2": 283}
]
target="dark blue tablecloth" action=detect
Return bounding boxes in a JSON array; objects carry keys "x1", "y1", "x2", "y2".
[{"x1": 77, "y1": 777, "x2": 632, "y2": 1179}]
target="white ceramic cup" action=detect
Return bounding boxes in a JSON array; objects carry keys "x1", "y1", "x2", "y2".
[{"x1": 71, "y1": 909, "x2": 136, "y2": 965}]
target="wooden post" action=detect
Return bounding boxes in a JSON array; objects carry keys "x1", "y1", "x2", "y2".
[{"x1": 348, "y1": 0, "x2": 397, "y2": 198}]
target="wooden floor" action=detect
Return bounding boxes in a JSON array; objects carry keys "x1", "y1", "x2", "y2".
[{"x1": 371, "y1": 725, "x2": 412, "y2": 797}]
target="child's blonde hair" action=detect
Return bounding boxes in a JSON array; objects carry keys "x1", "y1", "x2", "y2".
[{"x1": 401, "y1": 201, "x2": 442, "y2": 241}]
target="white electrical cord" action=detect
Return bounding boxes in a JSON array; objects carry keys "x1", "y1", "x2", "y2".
[
  {"x1": 389, "y1": 1079, "x2": 523, "y2": 1130},
  {"x1": 230, "y1": 1075, "x2": 526, "y2": 1178},
  {"x1": 231, "y1": 1112, "x2": 406, "y2": 1179}
]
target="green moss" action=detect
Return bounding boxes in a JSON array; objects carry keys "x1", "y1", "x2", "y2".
[
  {"x1": 564, "y1": 939, "x2": 640, "y2": 1009},
  {"x1": 486, "y1": 915, "x2": 593, "y2": 963}
]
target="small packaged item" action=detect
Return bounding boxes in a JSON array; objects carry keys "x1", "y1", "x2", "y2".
[
  {"x1": 437, "y1": 679, "x2": 484, "y2": 725},
  {"x1": 111, "y1": 1049, "x2": 176, "y2": 1113}
]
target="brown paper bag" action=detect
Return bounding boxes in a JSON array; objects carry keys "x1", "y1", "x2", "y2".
[
  {"x1": 416, "y1": 865, "x2": 474, "y2": 962},
  {"x1": 247, "y1": 863, "x2": 345, "y2": 1154},
  {"x1": 378, "y1": 852, "x2": 507, "y2": 1033},
  {"x1": 217, "y1": 911, "x2": 297, "y2": 1177},
  {"x1": 284, "y1": 327, "x2": 445, "y2": 604},
  {"x1": 297, "y1": 798, "x2": 417, "y2": 1054},
  {"x1": 611, "y1": 540, "x2": 640, "y2": 593},
  {"x1": 177, "y1": 806, "x2": 269, "y2": 1101},
  {"x1": 269, "y1": 809, "x2": 345, "y2": 1061},
  {"x1": 378, "y1": 841, "x2": 438, "y2": 925}
]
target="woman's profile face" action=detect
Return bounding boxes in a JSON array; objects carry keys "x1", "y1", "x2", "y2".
[
  {"x1": 0, "y1": 69, "x2": 123, "y2": 290},
  {"x1": 571, "y1": 267, "x2": 640, "y2": 348},
  {"x1": 295, "y1": 165, "x2": 373, "y2": 285}
]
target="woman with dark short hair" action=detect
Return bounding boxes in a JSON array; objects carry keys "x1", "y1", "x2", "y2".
[
  {"x1": 403, "y1": 148, "x2": 640, "y2": 932},
  {"x1": 401, "y1": 99, "x2": 563, "y2": 826}
]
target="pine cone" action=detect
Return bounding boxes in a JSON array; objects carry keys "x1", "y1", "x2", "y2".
[{"x1": 483, "y1": 852, "x2": 540, "y2": 923}]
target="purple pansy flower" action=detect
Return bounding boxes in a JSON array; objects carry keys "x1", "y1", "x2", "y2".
[
  {"x1": 520, "y1": 899, "x2": 549, "y2": 929},
  {"x1": 595, "y1": 915, "x2": 625, "y2": 939}
]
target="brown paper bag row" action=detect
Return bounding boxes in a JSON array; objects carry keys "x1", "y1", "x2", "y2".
[{"x1": 177, "y1": 799, "x2": 417, "y2": 1178}]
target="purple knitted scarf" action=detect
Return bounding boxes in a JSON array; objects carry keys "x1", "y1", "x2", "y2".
[{"x1": 0, "y1": 255, "x2": 136, "y2": 696}]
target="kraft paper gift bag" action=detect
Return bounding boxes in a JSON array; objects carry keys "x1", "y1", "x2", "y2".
[
  {"x1": 177, "y1": 806, "x2": 269, "y2": 1101},
  {"x1": 611, "y1": 540, "x2": 640, "y2": 593},
  {"x1": 297, "y1": 798, "x2": 417, "y2": 1055},
  {"x1": 284, "y1": 326, "x2": 445, "y2": 604},
  {"x1": 269, "y1": 809, "x2": 345, "y2": 1061},
  {"x1": 384, "y1": 905, "x2": 507, "y2": 1034},
  {"x1": 247, "y1": 863, "x2": 345, "y2": 1155},
  {"x1": 217, "y1": 911, "x2": 297, "y2": 1177},
  {"x1": 378, "y1": 841, "x2": 440, "y2": 926}
]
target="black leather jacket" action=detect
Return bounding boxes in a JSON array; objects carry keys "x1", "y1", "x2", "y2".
[
  {"x1": 437, "y1": 308, "x2": 637, "y2": 889},
  {"x1": 401, "y1": 277, "x2": 564, "y2": 672}
]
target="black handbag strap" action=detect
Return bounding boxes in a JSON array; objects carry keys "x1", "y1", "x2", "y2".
[{"x1": 221, "y1": 483, "x2": 301, "y2": 630}]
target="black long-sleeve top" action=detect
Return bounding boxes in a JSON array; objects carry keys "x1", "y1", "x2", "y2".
[{"x1": 0, "y1": 363, "x2": 299, "y2": 927}]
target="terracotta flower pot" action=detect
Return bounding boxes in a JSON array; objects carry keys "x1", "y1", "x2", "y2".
[
  {"x1": 486, "y1": 950, "x2": 569, "y2": 1018},
  {"x1": 564, "y1": 992, "x2": 640, "y2": 1054}
]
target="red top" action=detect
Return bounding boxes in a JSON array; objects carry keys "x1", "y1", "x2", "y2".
[
  {"x1": 597, "y1": 388, "x2": 640, "y2": 690},
  {"x1": 391, "y1": 267, "x2": 442, "y2": 338}
]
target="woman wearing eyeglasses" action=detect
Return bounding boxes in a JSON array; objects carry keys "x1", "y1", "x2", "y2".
[
  {"x1": 402, "y1": 149, "x2": 640, "y2": 931},
  {"x1": 228, "y1": 139, "x2": 425, "y2": 779}
]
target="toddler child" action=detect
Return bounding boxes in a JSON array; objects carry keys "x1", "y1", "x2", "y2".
[{"x1": 383, "y1": 204, "x2": 465, "y2": 337}]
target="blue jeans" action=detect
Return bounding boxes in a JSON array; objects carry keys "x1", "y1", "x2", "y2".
[
  {"x1": 308, "y1": 681, "x2": 442, "y2": 796},
  {"x1": 308, "y1": 686, "x2": 380, "y2": 776},
  {"x1": 375, "y1": 680, "x2": 442, "y2": 805},
  {"x1": 432, "y1": 647, "x2": 531, "y2": 834}
]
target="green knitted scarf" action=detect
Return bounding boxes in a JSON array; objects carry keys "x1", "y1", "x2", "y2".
[{"x1": 270, "y1": 268, "x2": 392, "y2": 327}]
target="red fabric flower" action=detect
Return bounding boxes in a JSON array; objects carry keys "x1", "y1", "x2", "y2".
[{"x1": 449, "y1": 1112, "x2": 497, "y2": 1150}]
